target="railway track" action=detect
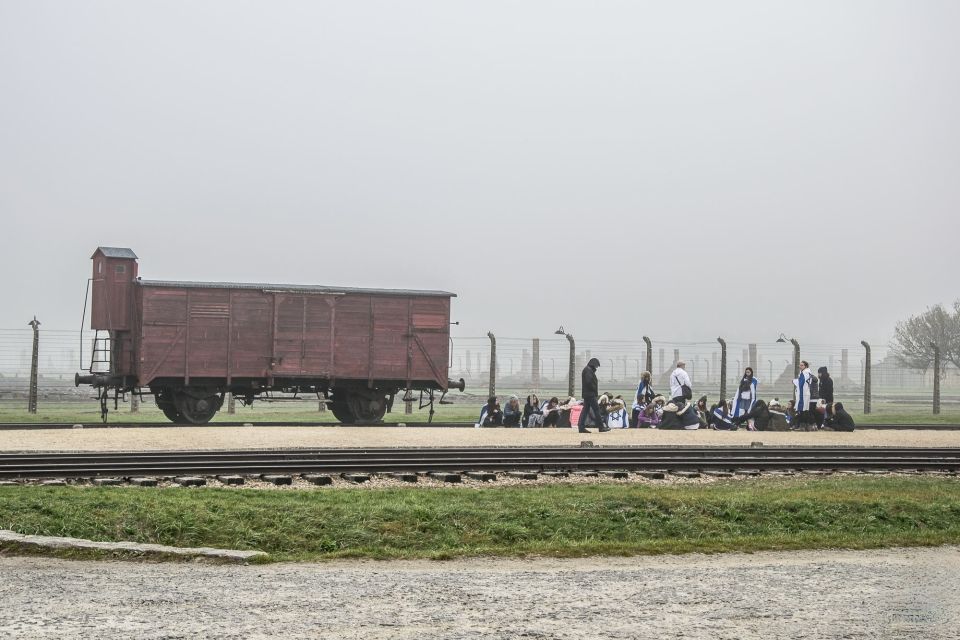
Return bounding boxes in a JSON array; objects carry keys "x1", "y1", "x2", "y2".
[
  {"x1": 0, "y1": 422, "x2": 958, "y2": 430},
  {"x1": 1, "y1": 447, "x2": 958, "y2": 479}
]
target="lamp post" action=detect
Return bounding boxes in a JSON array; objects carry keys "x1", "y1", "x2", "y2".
[
  {"x1": 789, "y1": 338, "x2": 800, "y2": 378},
  {"x1": 642, "y1": 336, "x2": 653, "y2": 375},
  {"x1": 556, "y1": 327, "x2": 576, "y2": 398},
  {"x1": 860, "y1": 340, "x2": 872, "y2": 414}
]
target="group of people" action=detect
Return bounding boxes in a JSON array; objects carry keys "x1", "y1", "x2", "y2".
[{"x1": 477, "y1": 358, "x2": 855, "y2": 432}]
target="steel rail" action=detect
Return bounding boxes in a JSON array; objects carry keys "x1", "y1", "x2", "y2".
[
  {"x1": 1, "y1": 447, "x2": 958, "y2": 479},
  {"x1": 0, "y1": 422, "x2": 474, "y2": 430}
]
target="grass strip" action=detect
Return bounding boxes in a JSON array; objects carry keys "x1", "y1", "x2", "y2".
[{"x1": 1, "y1": 477, "x2": 959, "y2": 562}]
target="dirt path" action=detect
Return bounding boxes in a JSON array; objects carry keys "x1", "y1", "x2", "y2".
[
  {"x1": 1, "y1": 547, "x2": 957, "y2": 639},
  {"x1": 1, "y1": 425, "x2": 958, "y2": 451}
]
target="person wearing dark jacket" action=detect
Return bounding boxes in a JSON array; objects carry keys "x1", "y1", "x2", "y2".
[
  {"x1": 579, "y1": 358, "x2": 609, "y2": 433},
  {"x1": 522, "y1": 394, "x2": 543, "y2": 427},
  {"x1": 824, "y1": 402, "x2": 855, "y2": 431},
  {"x1": 817, "y1": 367, "x2": 834, "y2": 428}
]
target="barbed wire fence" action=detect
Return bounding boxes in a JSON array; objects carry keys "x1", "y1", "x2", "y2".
[
  {"x1": 0, "y1": 326, "x2": 955, "y2": 416},
  {"x1": 449, "y1": 335, "x2": 956, "y2": 414}
]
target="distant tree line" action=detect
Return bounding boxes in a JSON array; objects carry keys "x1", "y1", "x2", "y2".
[{"x1": 890, "y1": 301, "x2": 960, "y2": 375}]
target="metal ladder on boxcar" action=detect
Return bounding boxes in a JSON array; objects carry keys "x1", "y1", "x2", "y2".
[{"x1": 89, "y1": 331, "x2": 112, "y2": 373}]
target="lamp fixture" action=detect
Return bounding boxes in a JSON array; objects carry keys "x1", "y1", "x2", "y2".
[{"x1": 775, "y1": 333, "x2": 787, "y2": 343}]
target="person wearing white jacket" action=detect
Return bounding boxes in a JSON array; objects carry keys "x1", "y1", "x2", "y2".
[
  {"x1": 669, "y1": 361, "x2": 693, "y2": 405},
  {"x1": 793, "y1": 361, "x2": 816, "y2": 429}
]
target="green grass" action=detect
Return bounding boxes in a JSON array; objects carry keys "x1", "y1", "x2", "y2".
[{"x1": 2, "y1": 477, "x2": 959, "y2": 562}]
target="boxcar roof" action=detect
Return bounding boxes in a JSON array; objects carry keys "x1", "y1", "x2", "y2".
[
  {"x1": 138, "y1": 279, "x2": 456, "y2": 298},
  {"x1": 92, "y1": 247, "x2": 139, "y2": 259}
]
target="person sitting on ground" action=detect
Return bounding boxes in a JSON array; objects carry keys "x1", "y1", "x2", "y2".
[
  {"x1": 695, "y1": 395, "x2": 710, "y2": 429},
  {"x1": 478, "y1": 397, "x2": 503, "y2": 427},
  {"x1": 823, "y1": 402, "x2": 855, "y2": 431},
  {"x1": 636, "y1": 395, "x2": 664, "y2": 428},
  {"x1": 785, "y1": 399, "x2": 796, "y2": 427},
  {"x1": 730, "y1": 400, "x2": 778, "y2": 432},
  {"x1": 598, "y1": 392, "x2": 613, "y2": 426},
  {"x1": 503, "y1": 395, "x2": 523, "y2": 427},
  {"x1": 677, "y1": 399, "x2": 701, "y2": 429},
  {"x1": 660, "y1": 400, "x2": 701, "y2": 430},
  {"x1": 605, "y1": 396, "x2": 629, "y2": 429},
  {"x1": 710, "y1": 400, "x2": 737, "y2": 430},
  {"x1": 631, "y1": 371, "x2": 657, "y2": 428},
  {"x1": 523, "y1": 393, "x2": 543, "y2": 428},
  {"x1": 541, "y1": 396, "x2": 561, "y2": 428},
  {"x1": 557, "y1": 396, "x2": 578, "y2": 428}
]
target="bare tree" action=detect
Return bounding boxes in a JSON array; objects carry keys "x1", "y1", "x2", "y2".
[{"x1": 890, "y1": 301, "x2": 960, "y2": 374}]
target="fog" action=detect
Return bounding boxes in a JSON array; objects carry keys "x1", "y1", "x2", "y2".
[{"x1": 1, "y1": 1, "x2": 958, "y2": 344}]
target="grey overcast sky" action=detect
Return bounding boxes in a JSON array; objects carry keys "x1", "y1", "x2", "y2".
[{"x1": 1, "y1": 1, "x2": 958, "y2": 345}]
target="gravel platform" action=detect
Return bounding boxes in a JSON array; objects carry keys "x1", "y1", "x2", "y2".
[
  {"x1": 1, "y1": 547, "x2": 957, "y2": 639},
  {"x1": 1, "y1": 425, "x2": 958, "y2": 452}
]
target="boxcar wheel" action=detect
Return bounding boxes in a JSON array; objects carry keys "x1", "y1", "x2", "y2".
[
  {"x1": 347, "y1": 394, "x2": 388, "y2": 423},
  {"x1": 172, "y1": 389, "x2": 222, "y2": 425},
  {"x1": 330, "y1": 397, "x2": 356, "y2": 424},
  {"x1": 155, "y1": 389, "x2": 189, "y2": 424}
]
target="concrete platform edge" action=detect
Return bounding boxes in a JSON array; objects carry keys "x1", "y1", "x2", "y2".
[{"x1": 0, "y1": 529, "x2": 266, "y2": 562}]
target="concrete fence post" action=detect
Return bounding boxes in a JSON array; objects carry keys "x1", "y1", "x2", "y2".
[
  {"x1": 860, "y1": 341, "x2": 871, "y2": 414},
  {"x1": 717, "y1": 337, "x2": 727, "y2": 402},
  {"x1": 28, "y1": 317, "x2": 40, "y2": 414},
  {"x1": 487, "y1": 332, "x2": 497, "y2": 398},
  {"x1": 642, "y1": 336, "x2": 652, "y2": 374},
  {"x1": 227, "y1": 392, "x2": 236, "y2": 414},
  {"x1": 790, "y1": 338, "x2": 800, "y2": 379},
  {"x1": 566, "y1": 333, "x2": 576, "y2": 398},
  {"x1": 532, "y1": 338, "x2": 540, "y2": 391},
  {"x1": 131, "y1": 393, "x2": 140, "y2": 413},
  {"x1": 931, "y1": 342, "x2": 941, "y2": 415}
]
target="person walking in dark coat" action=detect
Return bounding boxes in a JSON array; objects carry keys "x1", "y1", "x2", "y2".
[
  {"x1": 817, "y1": 367, "x2": 834, "y2": 428},
  {"x1": 579, "y1": 358, "x2": 609, "y2": 433}
]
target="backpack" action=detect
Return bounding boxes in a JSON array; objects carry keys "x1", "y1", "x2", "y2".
[{"x1": 809, "y1": 374, "x2": 819, "y2": 399}]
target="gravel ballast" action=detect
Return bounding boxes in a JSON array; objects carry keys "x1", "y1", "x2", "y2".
[{"x1": 0, "y1": 547, "x2": 957, "y2": 639}]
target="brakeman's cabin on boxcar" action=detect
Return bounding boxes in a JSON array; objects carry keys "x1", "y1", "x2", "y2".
[{"x1": 76, "y1": 247, "x2": 464, "y2": 424}]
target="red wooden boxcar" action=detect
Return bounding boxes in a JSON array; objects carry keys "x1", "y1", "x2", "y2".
[{"x1": 77, "y1": 247, "x2": 462, "y2": 423}]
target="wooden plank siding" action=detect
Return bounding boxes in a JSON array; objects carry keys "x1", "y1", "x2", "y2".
[{"x1": 135, "y1": 284, "x2": 451, "y2": 390}]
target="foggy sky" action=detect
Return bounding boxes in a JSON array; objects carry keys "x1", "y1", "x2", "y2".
[{"x1": 1, "y1": 1, "x2": 958, "y2": 346}]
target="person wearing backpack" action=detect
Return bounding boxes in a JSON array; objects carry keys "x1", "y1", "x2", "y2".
[
  {"x1": 669, "y1": 361, "x2": 693, "y2": 406},
  {"x1": 816, "y1": 367, "x2": 834, "y2": 428}
]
